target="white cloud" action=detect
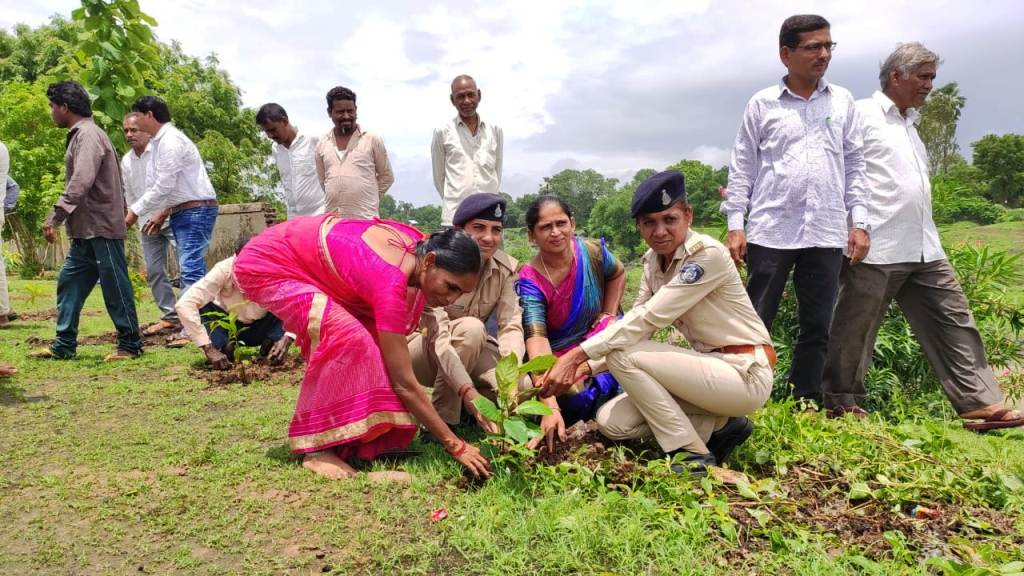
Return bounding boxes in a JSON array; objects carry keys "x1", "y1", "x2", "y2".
[{"x1": 4, "y1": 0, "x2": 1023, "y2": 206}]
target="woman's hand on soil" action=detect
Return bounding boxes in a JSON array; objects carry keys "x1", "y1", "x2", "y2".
[
  {"x1": 528, "y1": 410, "x2": 565, "y2": 453},
  {"x1": 203, "y1": 345, "x2": 232, "y2": 370},
  {"x1": 454, "y1": 442, "x2": 491, "y2": 478}
]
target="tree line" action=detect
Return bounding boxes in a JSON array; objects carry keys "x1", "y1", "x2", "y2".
[{"x1": 2, "y1": 4, "x2": 1023, "y2": 272}]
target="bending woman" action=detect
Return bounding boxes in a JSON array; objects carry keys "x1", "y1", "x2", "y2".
[
  {"x1": 517, "y1": 196, "x2": 626, "y2": 450},
  {"x1": 234, "y1": 215, "x2": 491, "y2": 479}
]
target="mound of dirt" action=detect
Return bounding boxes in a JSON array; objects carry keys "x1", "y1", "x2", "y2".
[{"x1": 196, "y1": 355, "x2": 305, "y2": 387}]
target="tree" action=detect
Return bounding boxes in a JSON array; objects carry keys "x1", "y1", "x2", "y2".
[
  {"x1": 504, "y1": 192, "x2": 537, "y2": 229},
  {"x1": 536, "y1": 169, "x2": 618, "y2": 231},
  {"x1": 588, "y1": 169, "x2": 656, "y2": 261},
  {"x1": 972, "y1": 133, "x2": 1024, "y2": 207},
  {"x1": 918, "y1": 82, "x2": 966, "y2": 176},
  {"x1": 664, "y1": 159, "x2": 728, "y2": 226},
  {"x1": 71, "y1": 0, "x2": 161, "y2": 149}
]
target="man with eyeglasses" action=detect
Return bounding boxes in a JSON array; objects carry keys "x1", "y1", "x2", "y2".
[{"x1": 721, "y1": 14, "x2": 868, "y2": 409}]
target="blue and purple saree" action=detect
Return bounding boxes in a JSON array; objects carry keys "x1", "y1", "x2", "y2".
[{"x1": 517, "y1": 236, "x2": 624, "y2": 425}]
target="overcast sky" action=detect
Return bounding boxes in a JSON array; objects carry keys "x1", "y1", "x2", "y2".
[{"x1": 4, "y1": 0, "x2": 1022, "y2": 206}]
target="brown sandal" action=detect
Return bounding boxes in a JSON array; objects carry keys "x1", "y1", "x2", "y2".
[{"x1": 963, "y1": 408, "x2": 1024, "y2": 431}]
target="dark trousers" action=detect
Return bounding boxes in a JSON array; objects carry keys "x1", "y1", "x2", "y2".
[
  {"x1": 822, "y1": 259, "x2": 1002, "y2": 413},
  {"x1": 52, "y1": 237, "x2": 143, "y2": 357},
  {"x1": 745, "y1": 243, "x2": 843, "y2": 403},
  {"x1": 200, "y1": 303, "x2": 285, "y2": 352}
]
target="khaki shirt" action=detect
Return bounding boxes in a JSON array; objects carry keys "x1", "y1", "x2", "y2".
[
  {"x1": 581, "y1": 230, "x2": 771, "y2": 371},
  {"x1": 47, "y1": 118, "x2": 128, "y2": 239},
  {"x1": 419, "y1": 249, "x2": 525, "y2": 388},
  {"x1": 314, "y1": 126, "x2": 394, "y2": 219}
]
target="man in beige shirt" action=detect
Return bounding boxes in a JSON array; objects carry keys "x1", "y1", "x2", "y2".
[
  {"x1": 408, "y1": 193, "x2": 525, "y2": 430},
  {"x1": 314, "y1": 86, "x2": 394, "y2": 219},
  {"x1": 542, "y1": 171, "x2": 774, "y2": 475},
  {"x1": 175, "y1": 238, "x2": 293, "y2": 370}
]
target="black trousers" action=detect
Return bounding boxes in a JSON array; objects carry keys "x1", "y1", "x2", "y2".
[{"x1": 745, "y1": 243, "x2": 843, "y2": 403}]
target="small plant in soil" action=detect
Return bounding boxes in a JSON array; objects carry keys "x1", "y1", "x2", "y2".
[
  {"x1": 201, "y1": 309, "x2": 251, "y2": 383},
  {"x1": 471, "y1": 353, "x2": 556, "y2": 447}
]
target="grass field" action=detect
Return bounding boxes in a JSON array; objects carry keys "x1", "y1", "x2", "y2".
[{"x1": 2, "y1": 223, "x2": 1023, "y2": 575}]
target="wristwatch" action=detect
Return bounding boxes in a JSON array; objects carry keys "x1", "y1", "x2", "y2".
[{"x1": 853, "y1": 222, "x2": 871, "y2": 233}]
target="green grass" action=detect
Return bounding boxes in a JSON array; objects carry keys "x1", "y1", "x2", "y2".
[{"x1": 2, "y1": 241, "x2": 1024, "y2": 575}]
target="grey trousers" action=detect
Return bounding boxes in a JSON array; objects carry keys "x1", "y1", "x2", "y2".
[
  {"x1": 140, "y1": 228, "x2": 178, "y2": 323},
  {"x1": 822, "y1": 258, "x2": 1002, "y2": 414}
]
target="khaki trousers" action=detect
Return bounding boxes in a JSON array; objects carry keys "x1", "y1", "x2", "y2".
[
  {"x1": 596, "y1": 341, "x2": 773, "y2": 454},
  {"x1": 408, "y1": 316, "x2": 500, "y2": 424}
]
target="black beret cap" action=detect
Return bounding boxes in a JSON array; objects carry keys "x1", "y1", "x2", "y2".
[
  {"x1": 452, "y1": 192, "x2": 507, "y2": 226},
  {"x1": 630, "y1": 170, "x2": 687, "y2": 217}
]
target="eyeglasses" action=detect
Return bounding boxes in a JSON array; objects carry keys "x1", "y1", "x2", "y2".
[{"x1": 796, "y1": 42, "x2": 837, "y2": 54}]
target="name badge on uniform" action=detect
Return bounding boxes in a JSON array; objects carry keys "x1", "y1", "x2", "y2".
[{"x1": 679, "y1": 262, "x2": 704, "y2": 284}]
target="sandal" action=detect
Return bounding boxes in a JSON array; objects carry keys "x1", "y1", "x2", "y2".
[
  {"x1": 963, "y1": 408, "x2": 1024, "y2": 431},
  {"x1": 104, "y1": 349, "x2": 141, "y2": 362},
  {"x1": 143, "y1": 320, "x2": 180, "y2": 336},
  {"x1": 827, "y1": 405, "x2": 869, "y2": 420}
]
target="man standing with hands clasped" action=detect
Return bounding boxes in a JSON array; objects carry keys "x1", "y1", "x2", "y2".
[{"x1": 722, "y1": 14, "x2": 868, "y2": 408}]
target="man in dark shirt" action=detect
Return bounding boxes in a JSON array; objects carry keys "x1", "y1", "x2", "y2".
[{"x1": 31, "y1": 80, "x2": 143, "y2": 361}]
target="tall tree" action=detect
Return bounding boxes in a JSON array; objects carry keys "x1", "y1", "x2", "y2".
[
  {"x1": 72, "y1": 0, "x2": 161, "y2": 149},
  {"x1": 537, "y1": 169, "x2": 618, "y2": 231},
  {"x1": 588, "y1": 169, "x2": 656, "y2": 260},
  {"x1": 972, "y1": 133, "x2": 1024, "y2": 207},
  {"x1": 917, "y1": 82, "x2": 966, "y2": 176},
  {"x1": 664, "y1": 159, "x2": 728, "y2": 226}
]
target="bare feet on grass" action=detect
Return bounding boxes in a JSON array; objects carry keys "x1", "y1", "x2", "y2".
[{"x1": 302, "y1": 451, "x2": 358, "y2": 479}]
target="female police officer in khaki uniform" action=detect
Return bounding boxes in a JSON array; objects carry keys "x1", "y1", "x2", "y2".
[
  {"x1": 408, "y1": 193, "x2": 526, "y2": 432},
  {"x1": 540, "y1": 170, "x2": 775, "y2": 475}
]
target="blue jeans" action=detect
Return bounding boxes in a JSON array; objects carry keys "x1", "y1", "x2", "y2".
[
  {"x1": 200, "y1": 303, "x2": 285, "y2": 352},
  {"x1": 169, "y1": 205, "x2": 218, "y2": 295},
  {"x1": 52, "y1": 238, "x2": 143, "y2": 357}
]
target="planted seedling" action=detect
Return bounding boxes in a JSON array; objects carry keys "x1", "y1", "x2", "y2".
[
  {"x1": 471, "y1": 353, "x2": 556, "y2": 446},
  {"x1": 201, "y1": 309, "x2": 250, "y2": 383}
]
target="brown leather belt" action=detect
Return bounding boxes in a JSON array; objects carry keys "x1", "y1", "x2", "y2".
[
  {"x1": 170, "y1": 199, "x2": 218, "y2": 216},
  {"x1": 716, "y1": 344, "x2": 777, "y2": 367}
]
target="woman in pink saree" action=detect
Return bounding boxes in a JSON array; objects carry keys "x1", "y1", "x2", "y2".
[{"x1": 234, "y1": 215, "x2": 491, "y2": 479}]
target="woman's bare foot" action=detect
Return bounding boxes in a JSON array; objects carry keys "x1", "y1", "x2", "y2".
[
  {"x1": 961, "y1": 404, "x2": 1023, "y2": 421},
  {"x1": 366, "y1": 470, "x2": 412, "y2": 483},
  {"x1": 302, "y1": 451, "x2": 357, "y2": 479},
  {"x1": 0, "y1": 362, "x2": 16, "y2": 377}
]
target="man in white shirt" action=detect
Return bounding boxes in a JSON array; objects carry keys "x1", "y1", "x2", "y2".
[
  {"x1": 121, "y1": 113, "x2": 180, "y2": 335},
  {"x1": 823, "y1": 43, "x2": 1022, "y2": 430},
  {"x1": 722, "y1": 14, "x2": 868, "y2": 407},
  {"x1": 256, "y1": 103, "x2": 325, "y2": 218},
  {"x1": 432, "y1": 75, "x2": 503, "y2": 226},
  {"x1": 175, "y1": 236, "x2": 292, "y2": 370},
  {"x1": 125, "y1": 96, "x2": 218, "y2": 296}
]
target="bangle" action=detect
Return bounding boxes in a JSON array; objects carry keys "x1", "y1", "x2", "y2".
[{"x1": 448, "y1": 438, "x2": 467, "y2": 457}]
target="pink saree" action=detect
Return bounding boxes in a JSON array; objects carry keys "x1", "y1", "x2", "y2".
[{"x1": 233, "y1": 215, "x2": 425, "y2": 460}]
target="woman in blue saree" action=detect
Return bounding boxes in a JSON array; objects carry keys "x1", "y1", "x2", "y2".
[{"x1": 517, "y1": 196, "x2": 626, "y2": 450}]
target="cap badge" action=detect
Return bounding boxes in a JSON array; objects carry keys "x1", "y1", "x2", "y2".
[
  {"x1": 661, "y1": 189, "x2": 671, "y2": 205},
  {"x1": 494, "y1": 205, "x2": 503, "y2": 217}
]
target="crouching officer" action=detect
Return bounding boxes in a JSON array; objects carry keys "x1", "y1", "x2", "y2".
[
  {"x1": 408, "y1": 193, "x2": 526, "y2": 432},
  {"x1": 540, "y1": 170, "x2": 775, "y2": 475}
]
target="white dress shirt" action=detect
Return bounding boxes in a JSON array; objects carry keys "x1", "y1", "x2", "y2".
[
  {"x1": 857, "y1": 91, "x2": 944, "y2": 265},
  {"x1": 432, "y1": 116, "x2": 503, "y2": 225},
  {"x1": 129, "y1": 123, "x2": 216, "y2": 217},
  {"x1": 723, "y1": 78, "x2": 867, "y2": 249},
  {"x1": 120, "y1": 145, "x2": 166, "y2": 229},
  {"x1": 273, "y1": 130, "x2": 325, "y2": 218}
]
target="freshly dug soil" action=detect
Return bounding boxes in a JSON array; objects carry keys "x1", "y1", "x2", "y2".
[
  {"x1": 196, "y1": 355, "x2": 305, "y2": 387},
  {"x1": 16, "y1": 309, "x2": 99, "y2": 321},
  {"x1": 26, "y1": 331, "x2": 166, "y2": 348}
]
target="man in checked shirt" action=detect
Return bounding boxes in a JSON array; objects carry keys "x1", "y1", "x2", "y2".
[{"x1": 722, "y1": 14, "x2": 869, "y2": 409}]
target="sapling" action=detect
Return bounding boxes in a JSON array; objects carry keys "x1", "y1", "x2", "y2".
[
  {"x1": 201, "y1": 309, "x2": 250, "y2": 382},
  {"x1": 471, "y1": 353, "x2": 556, "y2": 446}
]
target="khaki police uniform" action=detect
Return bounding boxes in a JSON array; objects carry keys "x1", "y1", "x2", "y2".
[
  {"x1": 582, "y1": 230, "x2": 774, "y2": 454},
  {"x1": 408, "y1": 249, "x2": 526, "y2": 424}
]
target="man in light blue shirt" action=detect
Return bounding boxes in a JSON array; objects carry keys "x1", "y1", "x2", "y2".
[{"x1": 722, "y1": 14, "x2": 869, "y2": 407}]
